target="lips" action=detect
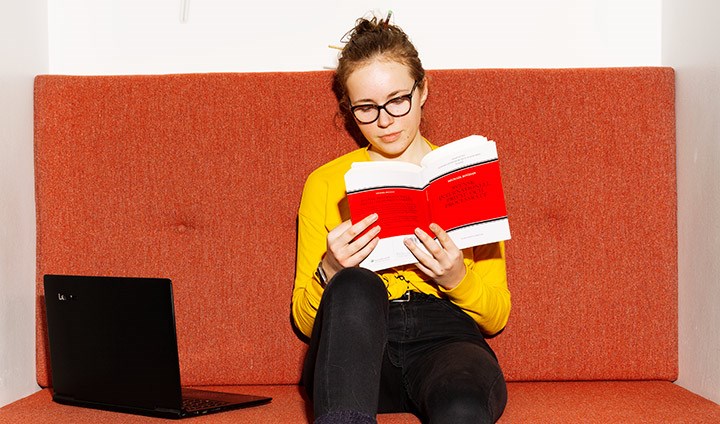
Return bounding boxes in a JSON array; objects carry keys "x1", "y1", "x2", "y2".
[{"x1": 379, "y1": 131, "x2": 402, "y2": 143}]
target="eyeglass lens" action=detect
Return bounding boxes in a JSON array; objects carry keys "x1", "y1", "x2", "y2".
[{"x1": 352, "y1": 81, "x2": 418, "y2": 124}]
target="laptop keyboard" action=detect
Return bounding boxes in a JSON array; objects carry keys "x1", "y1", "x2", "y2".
[{"x1": 182, "y1": 396, "x2": 232, "y2": 412}]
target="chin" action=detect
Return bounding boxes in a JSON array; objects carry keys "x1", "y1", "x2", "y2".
[
  {"x1": 372, "y1": 144, "x2": 409, "y2": 159},
  {"x1": 372, "y1": 136, "x2": 411, "y2": 153}
]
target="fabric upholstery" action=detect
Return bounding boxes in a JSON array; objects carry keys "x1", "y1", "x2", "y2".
[
  {"x1": 4, "y1": 382, "x2": 720, "y2": 423},
  {"x1": 7, "y1": 68, "x2": 711, "y2": 422},
  {"x1": 33, "y1": 68, "x2": 677, "y2": 387}
]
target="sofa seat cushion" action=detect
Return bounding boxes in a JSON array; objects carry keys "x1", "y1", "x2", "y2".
[
  {"x1": 502, "y1": 381, "x2": 720, "y2": 423},
  {"x1": 2, "y1": 382, "x2": 719, "y2": 423},
  {"x1": 0, "y1": 385, "x2": 417, "y2": 423}
]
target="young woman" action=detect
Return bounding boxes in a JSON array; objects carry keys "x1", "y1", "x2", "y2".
[{"x1": 292, "y1": 14, "x2": 511, "y2": 424}]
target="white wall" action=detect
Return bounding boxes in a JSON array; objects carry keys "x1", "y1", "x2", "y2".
[
  {"x1": 48, "y1": 0, "x2": 661, "y2": 74},
  {"x1": 10, "y1": 0, "x2": 720, "y2": 409},
  {"x1": 0, "y1": 0, "x2": 47, "y2": 407},
  {"x1": 663, "y1": 0, "x2": 720, "y2": 405}
]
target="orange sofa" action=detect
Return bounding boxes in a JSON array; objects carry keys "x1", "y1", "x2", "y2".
[{"x1": 2, "y1": 68, "x2": 720, "y2": 423}]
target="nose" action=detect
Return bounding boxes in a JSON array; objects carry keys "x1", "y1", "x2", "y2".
[{"x1": 376, "y1": 107, "x2": 394, "y2": 128}]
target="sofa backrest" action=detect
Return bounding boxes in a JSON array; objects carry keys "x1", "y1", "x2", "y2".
[{"x1": 34, "y1": 68, "x2": 676, "y2": 387}]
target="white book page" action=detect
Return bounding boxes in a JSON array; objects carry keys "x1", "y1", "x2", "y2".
[
  {"x1": 345, "y1": 161, "x2": 423, "y2": 193},
  {"x1": 360, "y1": 219, "x2": 511, "y2": 271},
  {"x1": 420, "y1": 135, "x2": 498, "y2": 184},
  {"x1": 359, "y1": 234, "x2": 432, "y2": 271}
]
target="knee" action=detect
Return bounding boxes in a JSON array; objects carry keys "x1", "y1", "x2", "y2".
[
  {"x1": 324, "y1": 267, "x2": 387, "y2": 305},
  {"x1": 320, "y1": 267, "x2": 387, "y2": 323},
  {"x1": 429, "y1": 389, "x2": 502, "y2": 424},
  {"x1": 426, "y1": 372, "x2": 507, "y2": 424},
  {"x1": 434, "y1": 394, "x2": 486, "y2": 423}
]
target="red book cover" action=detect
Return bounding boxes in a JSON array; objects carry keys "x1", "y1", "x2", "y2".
[{"x1": 345, "y1": 135, "x2": 510, "y2": 271}]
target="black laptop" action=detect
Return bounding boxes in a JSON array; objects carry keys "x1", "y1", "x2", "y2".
[{"x1": 43, "y1": 274, "x2": 272, "y2": 419}]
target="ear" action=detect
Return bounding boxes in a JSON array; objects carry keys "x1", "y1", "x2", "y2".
[{"x1": 419, "y1": 77, "x2": 429, "y2": 107}]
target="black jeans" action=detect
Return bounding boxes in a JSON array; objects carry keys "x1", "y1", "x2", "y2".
[{"x1": 302, "y1": 268, "x2": 507, "y2": 424}]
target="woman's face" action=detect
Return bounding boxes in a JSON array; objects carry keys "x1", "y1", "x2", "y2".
[{"x1": 345, "y1": 59, "x2": 428, "y2": 161}]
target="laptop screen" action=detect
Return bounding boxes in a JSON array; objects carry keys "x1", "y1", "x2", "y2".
[{"x1": 44, "y1": 275, "x2": 183, "y2": 411}]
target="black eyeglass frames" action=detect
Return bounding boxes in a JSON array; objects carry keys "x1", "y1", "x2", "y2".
[{"x1": 350, "y1": 80, "x2": 419, "y2": 124}]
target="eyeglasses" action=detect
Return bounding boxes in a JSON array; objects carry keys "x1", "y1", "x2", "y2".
[{"x1": 350, "y1": 80, "x2": 419, "y2": 124}]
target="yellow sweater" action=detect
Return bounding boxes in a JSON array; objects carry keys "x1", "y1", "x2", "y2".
[{"x1": 292, "y1": 142, "x2": 511, "y2": 338}]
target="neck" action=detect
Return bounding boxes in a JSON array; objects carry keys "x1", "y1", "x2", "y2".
[{"x1": 368, "y1": 135, "x2": 430, "y2": 165}]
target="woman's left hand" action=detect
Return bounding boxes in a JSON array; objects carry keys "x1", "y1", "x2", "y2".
[{"x1": 404, "y1": 223, "x2": 466, "y2": 290}]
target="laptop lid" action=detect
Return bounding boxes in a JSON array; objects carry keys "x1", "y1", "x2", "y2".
[{"x1": 43, "y1": 274, "x2": 270, "y2": 418}]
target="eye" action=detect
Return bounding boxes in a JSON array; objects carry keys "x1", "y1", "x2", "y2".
[
  {"x1": 387, "y1": 96, "x2": 408, "y2": 106},
  {"x1": 353, "y1": 104, "x2": 377, "y2": 113}
]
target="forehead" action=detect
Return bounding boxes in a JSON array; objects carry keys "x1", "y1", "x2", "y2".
[{"x1": 345, "y1": 59, "x2": 415, "y2": 103}]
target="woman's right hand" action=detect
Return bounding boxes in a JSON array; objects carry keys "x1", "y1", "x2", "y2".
[{"x1": 322, "y1": 213, "x2": 381, "y2": 279}]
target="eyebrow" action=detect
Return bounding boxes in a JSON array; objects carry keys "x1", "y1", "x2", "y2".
[{"x1": 352, "y1": 87, "x2": 411, "y2": 105}]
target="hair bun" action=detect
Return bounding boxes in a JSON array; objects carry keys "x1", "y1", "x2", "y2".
[
  {"x1": 341, "y1": 11, "x2": 393, "y2": 43},
  {"x1": 334, "y1": 10, "x2": 425, "y2": 117}
]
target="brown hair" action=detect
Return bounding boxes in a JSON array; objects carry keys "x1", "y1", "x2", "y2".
[{"x1": 335, "y1": 15, "x2": 426, "y2": 115}]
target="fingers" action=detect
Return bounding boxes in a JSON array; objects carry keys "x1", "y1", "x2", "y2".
[
  {"x1": 406, "y1": 223, "x2": 457, "y2": 262},
  {"x1": 403, "y1": 223, "x2": 465, "y2": 289},
  {"x1": 403, "y1": 229, "x2": 435, "y2": 263},
  {"x1": 429, "y1": 223, "x2": 458, "y2": 251},
  {"x1": 342, "y1": 213, "x2": 380, "y2": 244},
  {"x1": 326, "y1": 214, "x2": 381, "y2": 270},
  {"x1": 404, "y1": 227, "x2": 443, "y2": 274}
]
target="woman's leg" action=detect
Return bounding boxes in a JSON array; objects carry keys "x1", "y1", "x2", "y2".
[
  {"x1": 394, "y1": 295, "x2": 507, "y2": 424},
  {"x1": 406, "y1": 341, "x2": 507, "y2": 424},
  {"x1": 302, "y1": 267, "x2": 389, "y2": 422}
]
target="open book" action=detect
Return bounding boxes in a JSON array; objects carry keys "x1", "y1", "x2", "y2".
[{"x1": 344, "y1": 135, "x2": 510, "y2": 271}]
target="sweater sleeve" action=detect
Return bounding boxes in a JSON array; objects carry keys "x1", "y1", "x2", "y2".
[
  {"x1": 291, "y1": 175, "x2": 330, "y2": 338},
  {"x1": 438, "y1": 241, "x2": 511, "y2": 335}
]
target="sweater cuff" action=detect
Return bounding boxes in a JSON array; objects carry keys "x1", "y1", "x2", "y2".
[
  {"x1": 438, "y1": 264, "x2": 475, "y2": 300},
  {"x1": 308, "y1": 274, "x2": 325, "y2": 301}
]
